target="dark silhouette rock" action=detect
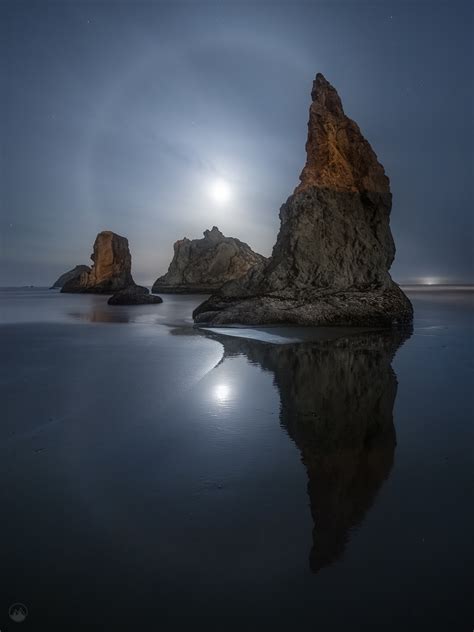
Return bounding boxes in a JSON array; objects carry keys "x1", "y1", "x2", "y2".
[
  {"x1": 199, "y1": 326, "x2": 411, "y2": 572},
  {"x1": 152, "y1": 226, "x2": 266, "y2": 294},
  {"x1": 107, "y1": 285, "x2": 163, "y2": 305},
  {"x1": 193, "y1": 74, "x2": 413, "y2": 326},
  {"x1": 50, "y1": 265, "x2": 90, "y2": 289},
  {"x1": 62, "y1": 231, "x2": 134, "y2": 294}
]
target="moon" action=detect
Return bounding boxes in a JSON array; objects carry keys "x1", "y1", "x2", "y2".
[{"x1": 209, "y1": 179, "x2": 232, "y2": 204}]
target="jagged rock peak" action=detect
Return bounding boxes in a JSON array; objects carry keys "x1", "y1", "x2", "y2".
[
  {"x1": 296, "y1": 72, "x2": 390, "y2": 195},
  {"x1": 203, "y1": 226, "x2": 224, "y2": 241}
]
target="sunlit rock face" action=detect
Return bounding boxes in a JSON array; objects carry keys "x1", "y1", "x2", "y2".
[
  {"x1": 50, "y1": 265, "x2": 91, "y2": 289},
  {"x1": 193, "y1": 74, "x2": 413, "y2": 326},
  {"x1": 62, "y1": 231, "x2": 134, "y2": 294},
  {"x1": 152, "y1": 226, "x2": 267, "y2": 294},
  {"x1": 204, "y1": 327, "x2": 410, "y2": 572}
]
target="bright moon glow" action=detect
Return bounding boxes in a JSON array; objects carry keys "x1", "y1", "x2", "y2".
[
  {"x1": 209, "y1": 179, "x2": 232, "y2": 204},
  {"x1": 214, "y1": 383, "x2": 231, "y2": 403}
]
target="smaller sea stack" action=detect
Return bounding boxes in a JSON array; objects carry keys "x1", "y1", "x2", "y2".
[
  {"x1": 62, "y1": 231, "x2": 134, "y2": 294},
  {"x1": 152, "y1": 226, "x2": 266, "y2": 294}
]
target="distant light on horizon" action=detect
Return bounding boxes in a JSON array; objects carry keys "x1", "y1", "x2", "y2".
[
  {"x1": 421, "y1": 277, "x2": 440, "y2": 286},
  {"x1": 209, "y1": 179, "x2": 232, "y2": 205}
]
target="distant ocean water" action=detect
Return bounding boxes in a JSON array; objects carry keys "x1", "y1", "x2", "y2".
[{"x1": 0, "y1": 286, "x2": 472, "y2": 629}]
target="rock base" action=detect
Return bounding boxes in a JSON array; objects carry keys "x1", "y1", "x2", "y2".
[
  {"x1": 151, "y1": 284, "x2": 219, "y2": 294},
  {"x1": 193, "y1": 283, "x2": 413, "y2": 326}
]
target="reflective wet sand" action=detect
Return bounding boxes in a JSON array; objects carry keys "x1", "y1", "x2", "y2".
[{"x1": 0, "y1": 288, "x2": 472, "y2": 629}]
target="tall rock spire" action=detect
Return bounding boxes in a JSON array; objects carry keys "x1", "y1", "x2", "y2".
[
  {"x1": 296, "y1": 73, "x2": 390, "y2": 195},
  {"x1": 193, "y1": 74, "x2": 413, "y2": 327}
]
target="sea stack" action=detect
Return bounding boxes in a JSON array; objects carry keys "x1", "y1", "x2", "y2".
[
  {"x1": 50, "y1": 265, "x2": 91, "y2": 289},
  {"x1": 152, "y1": 226, "x2": 267, "y2": 294},
  {"x1": 193, "y1": 74, "x2": 413, "y2": 326},
  {"x1": 62, "y1": 231, "x2": 134, "y2": 293}
]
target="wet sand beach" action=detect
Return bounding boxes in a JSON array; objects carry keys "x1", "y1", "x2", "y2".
[{"x1": 0, "y1": 288, "x2": 472, "y2": 629}]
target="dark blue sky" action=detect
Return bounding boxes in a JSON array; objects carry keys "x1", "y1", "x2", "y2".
[{"x1": 1, "y1": 0, "x2": 472, "y2": 285}]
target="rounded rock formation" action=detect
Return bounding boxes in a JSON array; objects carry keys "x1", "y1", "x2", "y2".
[
  {"x1": 152, "y1": 226, "x2": 267, "y2": 294},
  {"x1": 107, "y1": 285, "x2": 163, "y2": 305}
]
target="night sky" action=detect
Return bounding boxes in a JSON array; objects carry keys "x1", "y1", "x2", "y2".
[{"x1": 1, "y1": 0, "x2": 472, "y2": 286}]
